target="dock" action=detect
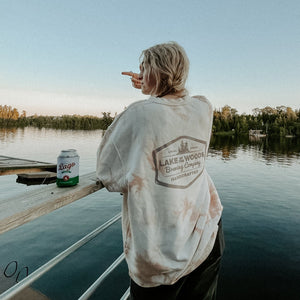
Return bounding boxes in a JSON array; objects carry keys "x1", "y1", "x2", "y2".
[
  {"x1": 0, "y1": 172, "x2": 103, "y2": 234},
  {"x1": 0, "y1": 172, "x2": 131, "y2": 300},
  {"x1": 0, "y1": 155, "x2": 56, "y2": 176}
]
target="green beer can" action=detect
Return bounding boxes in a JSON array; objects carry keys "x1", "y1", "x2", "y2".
[{"x1": 56, "y1": 149, "x2": 79, "y2": 187}]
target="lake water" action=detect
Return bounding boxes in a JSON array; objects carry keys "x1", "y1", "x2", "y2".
[{"x1": 0, "y1": 127, "x2": 299, "y2": 300}]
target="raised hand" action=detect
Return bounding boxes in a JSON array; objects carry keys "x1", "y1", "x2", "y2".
[{"x1": 121, "y1": 71, "x2": 142, "y2": 89}]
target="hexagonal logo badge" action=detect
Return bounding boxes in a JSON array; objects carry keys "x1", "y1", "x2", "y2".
[{"x1": 152, "y1": 136, "x2": 207, "y2": 189}]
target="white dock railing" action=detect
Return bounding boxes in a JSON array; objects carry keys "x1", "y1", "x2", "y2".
[{"x1": 0, "y1": 172, "x2": 130, "y2": 300}]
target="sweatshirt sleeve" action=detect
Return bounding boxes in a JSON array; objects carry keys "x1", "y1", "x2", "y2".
[{"x1": 96, "y1": 118, "x2": 126, "y2": 192}]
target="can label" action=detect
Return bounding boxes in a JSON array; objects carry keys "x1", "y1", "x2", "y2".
[{"x1": 56, "y1": 150, "x2": 79, "y2": 187}]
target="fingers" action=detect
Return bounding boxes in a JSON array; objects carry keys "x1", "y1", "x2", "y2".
[
  {"x1": 122, "y1": 71, "x2": 142, "y2": 89},
  {"x1": 121, "y1": 71, "x2": 140, "y2": 79},
  {"x1": 121, "y1": 71, "x2": 134, "y2": 77},
  {"x1": 131, "y1": 77, "x2": 142, "y2": 89},
  {"x1": 131, "y1": 77, "x2": 141, "y2": 84}
]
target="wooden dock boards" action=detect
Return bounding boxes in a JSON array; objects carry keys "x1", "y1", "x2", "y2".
[
  {"x1": 0, "y1": 172, "x2": 104, "y2": 235},
  {"x1": 0, "y1": 155, "x2": 56, "y2": 176}
]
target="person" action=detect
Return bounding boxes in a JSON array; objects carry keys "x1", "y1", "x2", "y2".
[{"x1": 96, "y1": 42, "x2": 224, "y2": 300}]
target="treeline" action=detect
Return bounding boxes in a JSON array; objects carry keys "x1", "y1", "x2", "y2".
[
  {"x1": 0, "y1": 105, "x2": 114, "y2": 130},
  {"x1": 1, "y1": 104, "x2": 300, "y2": 136},
  {"x1": 213, "y1": 105, "x2": 300, "y2": 136}
]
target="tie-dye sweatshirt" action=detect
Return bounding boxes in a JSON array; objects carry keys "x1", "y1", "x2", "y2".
[{"x1": 96, "y1": 95, "x2": 223, "y2": 287}]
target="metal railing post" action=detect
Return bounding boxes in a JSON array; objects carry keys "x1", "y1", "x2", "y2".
[
  {"x1": 78, "y1": 253, "x2": 126, "y2": 300},
  {"x1": 120, "y1": 287, "x2": 130, "y2": 300}
]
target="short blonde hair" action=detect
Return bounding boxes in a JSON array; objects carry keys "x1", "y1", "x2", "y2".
[{"x1": 140, "y1": 42, "x2": 189, "y2": 97}]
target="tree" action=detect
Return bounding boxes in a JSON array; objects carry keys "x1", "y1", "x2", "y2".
[
  {"x1": 221, "y1": 105, "x2": 232, "y2": 120},
  {"x1": 252, "y1": 108, "x2": 261, "y2": 116},
  {"x1": 101, "y1": 112, "x2": 114, "y2": 129},
  {"x1": 286, "y1": 107, "x2": 297, "y2": 120},
  {"x1": 261, "y1": 106, "x2": 276, "y2": 115}
]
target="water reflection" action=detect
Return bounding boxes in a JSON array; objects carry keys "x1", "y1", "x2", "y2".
[
  {"x1": 1, "y1": 128, "x2": 299, "y2": 166},
  {"x1": 0, "y1": 128, "x2": 19, "y2": 143},
  {"x1": 209, "y1": 135, "x2": 300, "y2": 165}
]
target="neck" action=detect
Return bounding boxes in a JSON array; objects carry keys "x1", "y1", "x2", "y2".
[
  {"x1": 162, "y1": 92, "x2": 186, "y2": 100},
  {"x1": 156, "y1": 89, "x2": 187, "y2": 99}
]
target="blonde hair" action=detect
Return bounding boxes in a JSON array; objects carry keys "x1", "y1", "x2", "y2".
[{"x1": 140, "y1": 42, "x2": 189, "y2": 97}]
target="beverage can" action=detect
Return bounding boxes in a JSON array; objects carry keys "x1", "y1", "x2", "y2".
[{"x1": 56, "y1": 149, "x2": 79, "y2": 187}]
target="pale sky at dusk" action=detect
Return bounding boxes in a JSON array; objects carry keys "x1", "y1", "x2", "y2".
[{"x1": 0, "y1": 0, "x2": 299, "y2": 116}]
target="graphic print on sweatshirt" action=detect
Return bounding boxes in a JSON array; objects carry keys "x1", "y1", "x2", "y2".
[{"x1": 152, "y1": 136, "x2": 206, "y2": 189}]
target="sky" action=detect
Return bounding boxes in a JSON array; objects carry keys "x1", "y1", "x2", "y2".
[{"x1": 0, "y1": 0, "x2": 299, "y2": 116}]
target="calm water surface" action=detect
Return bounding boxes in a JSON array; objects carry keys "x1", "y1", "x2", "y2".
[{"x1": 0, "y1": 128, "x2": 299, "y2": 300}]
